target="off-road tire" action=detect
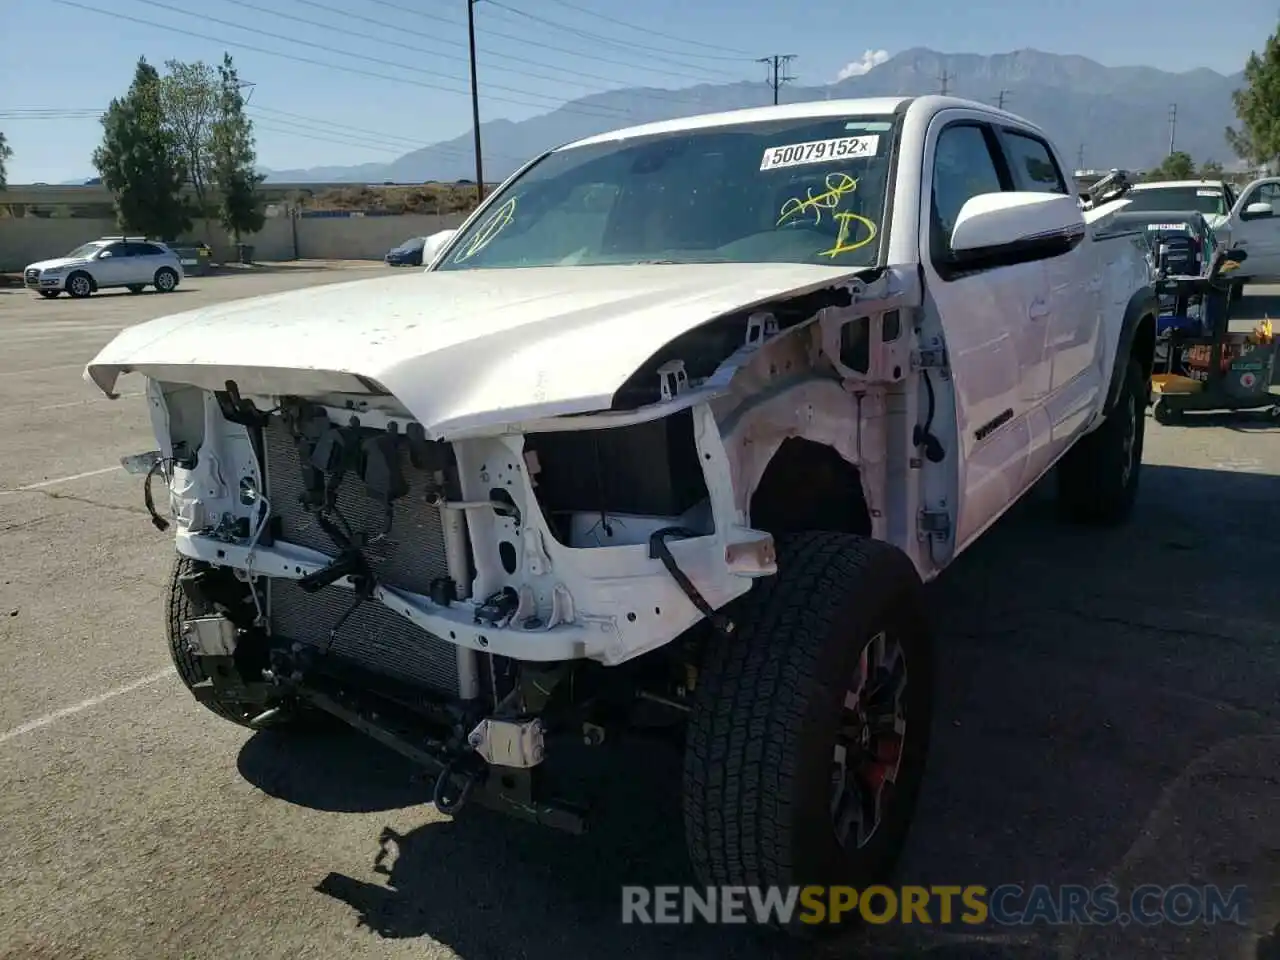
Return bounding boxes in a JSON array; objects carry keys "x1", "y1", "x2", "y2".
[
  {"x1": 166, "y1": 555, "x2": 312, "y2": 729},
  {"x1": 154, "y1": 267, "x2": 179, "y2": 293},
  {"x1": 682, "y1": 532, "x2": 934, "y2": 933},
  {"x1": 66, "y1": 271, "x2": 93, "y2": 299},
  {"x1": 1055, "y1": 355, "x2": 1146, "y2": 526},
  {"x1": 127, "y1": 284, "x2": 145, "y2": 294}
]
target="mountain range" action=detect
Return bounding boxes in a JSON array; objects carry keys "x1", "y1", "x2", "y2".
[{"x1": 264, "y1": 46, "x2": 1246, "y2": 183}]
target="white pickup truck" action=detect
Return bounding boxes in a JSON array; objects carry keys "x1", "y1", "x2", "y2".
[{"x1": 87, "y1": 95, "x2": 1156, "y2": 930}]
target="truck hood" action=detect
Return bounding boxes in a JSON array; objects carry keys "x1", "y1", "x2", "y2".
[{"x1": 85, "y1": 262, "x2": 860, "y2": 438}]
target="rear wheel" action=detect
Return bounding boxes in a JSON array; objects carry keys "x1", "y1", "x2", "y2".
[
  {"x1": 154, "y1": 267, "x2": 179, "y2": 293},
  {"x1": 1056, "y1": 355, "x2": 1146, "y2": 525},
  {"x1": 682, "y1": 532, "x2": 934, "y2": 934}
]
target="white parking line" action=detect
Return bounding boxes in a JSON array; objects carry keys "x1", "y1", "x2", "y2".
[
  {"x1": 0, "y1": 465, "x2": 123, "y2": 495},
  {"x1": 0, "y1": 668, "x2": 175, "y2": 746},
  {"x1": 1, "y1": 362, "x2": 87, "y2": 376}
]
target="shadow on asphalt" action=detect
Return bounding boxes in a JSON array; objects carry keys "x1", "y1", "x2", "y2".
[{"x1": 236, "y1": 464, "x2": 1280, "y2": 960}]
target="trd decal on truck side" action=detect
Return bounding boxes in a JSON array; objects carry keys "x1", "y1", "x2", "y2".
[{"x1": 974, "y1": 408, "x2": 1014, "y2": 442}]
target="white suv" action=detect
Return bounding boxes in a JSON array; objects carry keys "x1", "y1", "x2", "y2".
[{"x1": 25, "y1": 236, "x2": 185, "y2": 299}]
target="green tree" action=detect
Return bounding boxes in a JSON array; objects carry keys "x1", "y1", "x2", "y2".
[
  {"x1": 92, "y1": 57, "x2": 192, "y2": 240},
  {"x1": 1226, "y1": 25, "x2": 1280, "y2": 170},
  {"x1": 1145, "y1": 151, "x2": 1195, "y2": 181},
  {"x1": 0, "y1": 131, "x2": 12, "y2": 190},
  {"x1": 160, "y1": 59, "x2": 220, "y2": 219},
  {"x1": 1199, "y1": 159, "x2": 1225, "y2": 179},
  {"x1": 210, "y1": 54, "x2": 264, "y2": 243}
]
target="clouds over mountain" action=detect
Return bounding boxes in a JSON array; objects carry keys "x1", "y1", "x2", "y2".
[{"x1": 836, "y1": 50, "x2": 891, "y2": 81}]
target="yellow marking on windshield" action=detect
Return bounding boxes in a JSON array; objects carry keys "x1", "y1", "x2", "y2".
[
  {"x1": 776, "y1": 172, "x2": 859, "y2": 226},
  {"x1": 819, "y1": 212, "x2": 877, "y2": 257},
  {"x1": 453, "y1": 197, "x2": 517, "y2": 262},
  {"x1": 776, "y1": 172, "x2": 878, "y2": 256}
]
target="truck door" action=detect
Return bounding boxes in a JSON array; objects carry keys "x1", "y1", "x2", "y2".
[
  {"x1": 1228, "y1": 178, "x2": 1280, "y2": 281},
  {"x1": 917, "y1": 113, "x2": 1052, "y2": 552},
  {"x1": 991, "y1": 125, "x2": 1103, "y2": 450}
]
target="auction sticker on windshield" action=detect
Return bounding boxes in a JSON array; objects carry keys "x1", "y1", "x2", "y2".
[{"x1": 760, "y1": 135, "x2": 880, "y2": 171}]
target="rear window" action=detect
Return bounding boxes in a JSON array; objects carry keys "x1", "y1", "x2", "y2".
[{"x1": 1125, "y1": 187, "x2": 1227, "y2": 217}]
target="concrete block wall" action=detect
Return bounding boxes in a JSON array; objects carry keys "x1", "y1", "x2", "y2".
[{"x1": 0, "y1": 212, "x2": 468, "y2": 271}]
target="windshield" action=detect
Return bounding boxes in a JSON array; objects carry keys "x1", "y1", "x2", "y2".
[
  {"x1": 1125, "y1": 187, "x2": 1227, "y2": 217},
  {"x1": 434, "y1": 115, "x2": 897, "y2": 271},
  {"x1": 397, "y1": 237, "x2": 425, "y2": 249},
  {"x1": 64, "y1": 242, "x2": 106, "y2": 259}
]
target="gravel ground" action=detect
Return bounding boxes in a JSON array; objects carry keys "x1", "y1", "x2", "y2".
[{"x1": 0, "y1": 271, "x2": 1276, "y2": 960}]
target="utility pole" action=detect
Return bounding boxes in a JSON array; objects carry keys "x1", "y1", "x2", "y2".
[
  {"x1": 1167, "y1": 103, "x2": 1178, "y2": 156},
  {"x1": 756, "y1": 54, "x2": 796, "y2": 105},
  {"x1": 937, "y1": 69, "x2": 952, "y2": 96},
  {"x1": 467, "y1": 0, "x2": 484, "y2": 204},
  {"x1": 994, "y1": 89, "x2": 1010, "y2": 110},
  {"x1": 1077, "y1": 142, "x2": 1085, "y2": 169}
]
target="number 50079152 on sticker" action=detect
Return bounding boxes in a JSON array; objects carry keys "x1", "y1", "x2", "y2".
[{"x1": 759, "y1": 135, "x2": 880, "y2": 170}]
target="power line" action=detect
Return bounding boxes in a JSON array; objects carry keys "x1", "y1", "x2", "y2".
[
  {"x1": 47, "y1": 0, "x2": 637, "y2": 123},
  {"x1": 220, "y1": 0, "x2": 722, "y2": 112},
  {"x1": 481, "y1": 0, "x2": 749, "y2": 71},
  {"x1": 125, "y1": 0, "x2": 631, "y2": 119},
  {"x1": 360, "y1": 0, "x2": 738, "y2": 83},
  {"x1": 538, "y1": 0, "x2": 755, "y2": 56},
  {"x1": 757, "y1": 54, "x2": 797, "y2": 106}
]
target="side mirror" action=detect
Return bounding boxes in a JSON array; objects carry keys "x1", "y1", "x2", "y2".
[
  {"x1": 98, "y1": 250, "x2": 112, "y2": 258},
  {"x1": 1244, "y1": 202, "x2": 1273, "y2": 220},
  {"x1": 421, "y1": 229, "x2": 458, "y2": 266},
  {"x1": 948, "y1": 192, "x2": 1086, "y2": 269},
  {"x1": 1224, "y1": 247, "x2": 1248, "y2": 263}
]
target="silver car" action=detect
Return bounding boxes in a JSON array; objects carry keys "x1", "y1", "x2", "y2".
[{"x1": 24, "y1": 236, "x2": 185, "y2": 299}]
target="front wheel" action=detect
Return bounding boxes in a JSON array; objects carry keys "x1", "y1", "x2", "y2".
[
  {"x1": 682, "y1": 532, "x2": 934, "y2": 934},
  {"x1": 154, "y1": 267, "x2": 179, "y2": 293},
  {"x1": 1055, "y1": 355, "x2": 1146, "y2": 525},
  {"x1": 166, "y1": 556, "x2": 313, "y2": 729},
  {"x1": 66, "y1": 271, "x2": 93, "y2": 298}
]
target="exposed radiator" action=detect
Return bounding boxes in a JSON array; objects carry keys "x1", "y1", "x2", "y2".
[{"x1": 260, "y1": 415, "x2": 472, "y2": 697}]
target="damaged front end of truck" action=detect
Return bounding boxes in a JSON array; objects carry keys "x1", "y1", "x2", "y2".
[{"x1": 86, "y1": 259, "x2": 925, "y2": 832}]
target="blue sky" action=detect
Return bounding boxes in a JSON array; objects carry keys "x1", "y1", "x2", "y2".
[{"x1": 1, "y1": 0, "x2": 1272, "y2": 183}]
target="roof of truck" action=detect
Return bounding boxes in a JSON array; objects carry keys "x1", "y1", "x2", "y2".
[{"x1": 562, "y1": 97, "x2": 917, "y2": 148}]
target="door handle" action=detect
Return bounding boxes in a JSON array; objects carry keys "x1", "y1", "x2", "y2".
[{"x1": 1029, "y1": 297, "x2": 1050, "y2": 318}]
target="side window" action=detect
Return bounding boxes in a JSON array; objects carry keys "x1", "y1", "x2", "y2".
[
  {"x1": 930, "y1": 123, "x2": 1007, "y2": 261},
  {"x1": 136, "y1": 243, "x2": 166, "y2": 256},
  {"x1": 1000, "y1": 131, "x2": 1068, "y2": 194},
  {"x1": 1248, "y1": 182, "x2": 1280, "y2": 207},
  {"x1": 100, "y1": 242, "x2": 126, "y2": 258}
]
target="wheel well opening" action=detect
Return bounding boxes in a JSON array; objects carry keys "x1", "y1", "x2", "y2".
[
  {"x1": 1133, "y1": 314, "x2": 1156, "y2": 382},
  {"x1": 749, "y1": 437, "x2": 871, "y2": 538}
]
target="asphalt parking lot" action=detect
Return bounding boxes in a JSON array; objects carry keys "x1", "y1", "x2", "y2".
[{"x1": 0, "y1": 267, "x2": 1277, "y2": 960}]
